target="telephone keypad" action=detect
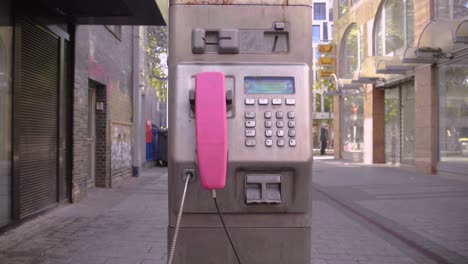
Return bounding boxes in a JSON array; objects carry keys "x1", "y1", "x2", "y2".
[
  {"x1": 289, "y1": 139, "x2": 297, "y2": 147},
  {"x1": 245, "y1": 121, "x2": 256, "y2": 128},
  {"x1": 272, "y1": 98, "x2": 282, "y2": 105},
  {"x1": 246, "y1": 130, "x2": 256, "y2": 137},
  {"x1": 245, "y1": 98, "x2": 255, "y2": 105},
  {"x1": 277, "y1": 130, "x2": 284, "y2": 137},
  {"x1": 245, "y1": 111, "x2": 256, "y2": 119},
  {"x1": 246, "y1": 139, "x2": 256, "y2": 147},
  {"x1": 277, "y1": 139, "x2": 285, "y2": 147},
  {"x1": 288, "y1": 129, "x2": 296, "y2": 137},
  {"x1": 244, "y1": 96, "x2": 297, "y2": 148},
  {"x1": 285, "y1": 98, "x2": 296, "y2": 105}
]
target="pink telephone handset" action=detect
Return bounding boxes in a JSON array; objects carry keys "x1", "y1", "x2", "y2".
[{"x1": 195, "y1": 72, "x2": 228, "y2": 190}]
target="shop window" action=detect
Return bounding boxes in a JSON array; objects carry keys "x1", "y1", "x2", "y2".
[
  {"x1": 375, "y1": 0, "x2": 414, "y2": 56},
  {"x1": 339, "y1": 0, "x2": 348, "y2": 18},
  {"x1": 0, "y1": 27, "x2": 12, "y2": 227},
  {"x1": 312, "y1": 25, "x2": 321, "y2": 43},
  {"x1": 341, "y1": 94, "x2": 364, "y2": 161},
  {"x1": 438, "y1": 61, "x2": 468, "y2": 167},
  {"x1": 436, "y1": 0, "x2": 468, "y2": 19},
  {"x1": 340, "y1": 24, "x2": 363, "y2": 79},
  {"x1": 314, "y1": 3, "x2": 327, "y2": 20}
]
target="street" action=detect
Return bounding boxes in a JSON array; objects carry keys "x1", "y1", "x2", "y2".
[{"x1": 0, "y1": 159, "x2": 467, "y2": 264}]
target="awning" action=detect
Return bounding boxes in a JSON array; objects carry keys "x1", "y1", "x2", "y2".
[
  {"x1": 453, "y1": 16, "x2": 468, "y2": 43},
  {"x1": 376, "y1": 57, "x2": 415, "y2": 74},
  {"x1": 324, "y1": 75, "x2": 363, "y2": 96},
  {"x1": 14, "y1": 0, "x2": 167, "y2": 25},
  {"x1": 403, "y1": 18, "x2": 466, "y2": 63},
  {"x1": 352, "y1": 56, "x2": 398, "y2": 84}
]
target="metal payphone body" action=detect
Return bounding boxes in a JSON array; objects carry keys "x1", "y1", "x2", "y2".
[{"x1": 168, "y1": 1, "x2": 313, "y2": 263}]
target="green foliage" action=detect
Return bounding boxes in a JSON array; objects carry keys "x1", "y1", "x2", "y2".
[{"x1": 147, "y1": 26, "x2": 168, "y2": 102}]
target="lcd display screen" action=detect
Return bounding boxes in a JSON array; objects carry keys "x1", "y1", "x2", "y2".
[{"x1": 245, "y1": 77, "x2": 295, "y2": 94}]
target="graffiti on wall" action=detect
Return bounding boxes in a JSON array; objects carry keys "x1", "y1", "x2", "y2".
[{"x1": 111, "y1": 123, "x2": 132, "y2": 170}]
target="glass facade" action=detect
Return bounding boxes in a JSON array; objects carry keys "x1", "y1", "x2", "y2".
[
  {"x1": 384, "y1": 83, "x2": 415, "y2": 165},
  {"x1": 436, "y1": 0, "x2": 468, "y2": 19},
  {"x1": 339, "y1": 0, "x2": 348, "y2": 18},
  {"x1": 341, "y1": 24, "x2": 363, "y2": 79},
  {"x1": 0, "y1": 26, "x2": 12, "y2": 227},
  {"x1": 375, "y1": 0, "x2": 414, "y2": 56},
  {"x1": 341, "y1": 94, "x2": 364, "y2": 161},
  {"x1": 438, "y1": 61, "x2": 468, "y2": 168}
]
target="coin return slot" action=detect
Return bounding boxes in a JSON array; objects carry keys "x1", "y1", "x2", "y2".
[{"x1": 245, "y1": 175, "x2": 281, "y2": 204}]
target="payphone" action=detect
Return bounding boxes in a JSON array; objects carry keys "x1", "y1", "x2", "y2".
[{"x1": 168, "y1": 1, "x2": 313, "y2": 263}]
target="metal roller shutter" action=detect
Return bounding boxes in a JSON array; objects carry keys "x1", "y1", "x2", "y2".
[
  {"x1": 58, "y1": 39, "x2": 71, "y2": 202},
  {"x1": 17, "y1": 20, "x2": 60, "y2": 218}
]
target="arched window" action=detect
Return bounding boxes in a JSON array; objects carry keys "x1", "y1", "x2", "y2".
[
  {"x1": 340, "y1": 24, "x2": 363, "y2": 79},
  {"x1": 375, "y1": 0, "x2": 414, "y2": 56},
  {"x1": 437, "y1": 0, "x2": 468, "y2": 19}
]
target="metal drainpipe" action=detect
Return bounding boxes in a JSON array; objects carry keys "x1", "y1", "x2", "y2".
[{"x1": 132, "y1": 26, "x2": 142, "y2": 177}]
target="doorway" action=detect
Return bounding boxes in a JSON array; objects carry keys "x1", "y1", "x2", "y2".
[{"x1": 88, "y1": 85, "x2": 96, "y2": 187}]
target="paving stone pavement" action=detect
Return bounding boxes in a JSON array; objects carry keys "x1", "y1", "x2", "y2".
[{"x1": 0, "y1": 161, "x2": 467, "y2": 264}]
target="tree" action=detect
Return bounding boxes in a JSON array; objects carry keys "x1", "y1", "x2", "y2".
[{"x1": 146, "y1": 26, "x2": 168, "y2": 102}]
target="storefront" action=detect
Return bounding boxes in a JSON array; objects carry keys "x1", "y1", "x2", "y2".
[
  {"x1": 438, "y1": 58, "x2": 468, "y2": 175},
  {"x1": 337, "y1": 23, "x2": 365, "y2": 162},
  {"x1": 341, "y1": 93, "x2": 364, "y2": 161},
  {"x1": 384, "y1": 81, "x2": 415, "y2": 165}
]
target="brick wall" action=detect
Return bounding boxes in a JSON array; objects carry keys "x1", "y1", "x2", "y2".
[{"x1": 72, "y1": 25, "x2": 134, "y2": 202}]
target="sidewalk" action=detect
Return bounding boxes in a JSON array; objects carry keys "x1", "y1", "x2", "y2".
[
  {"x1": 0, "y1": 162, "x2": 467, "y2": 264},
  {"x1": 313, "y1": 160, "x2": 468, "y2": 264}
]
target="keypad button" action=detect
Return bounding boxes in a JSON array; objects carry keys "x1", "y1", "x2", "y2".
[
  {"x1": 258, "y1": 98, "x2": 269, "y2": 105},
  {"x1": 264, "y1": 111, "x2": 272, "y2": 119},
  {"x1": 288, "y1": 120, "x2": 296, "y2": 128},
  {"x1": 289, "y1": 139, "x2": 297, "y2": 146},
  {"x1": 276, "y1": 121, "x2": 284, "y2": 128},
  {"x1": 272, "y1": 98, "x2": 282, "y2": 105},
  {"x1": 245, "y1": 111, "x2": 256, "y2": 119},
  {"x1": 277, "y1": 130, "x2": 284, "y2": 137},
  {"x1": 276, "y1": 111, "x2": 284, "y2": 119},
  {"x1": 265, "y1": 139, "x2": 273, "y2": 147},
  {"x1": 265, "y1": 120, "x2": 272, "y2": 128},
  {"x1": 288, "y1": 129, "x2": 296, "y2": 137},
  {"x1": 265, "y1": 129, "x2": 273, "y2": 137},
  {"x1": 245, "y1": 98, "x2": 255, "y2": 105},
  {"x1": 277, "y1": 139, "x2": 285, "y2": 147},
  {"x1": 287, "y1": 111, "x2": 295, "y2": 119},
  {"x1": 285, "y1": 98, "x2": 296, "y2": 105},
  {"x1": 245, "y1": 129, "x2": 256, "y2": 137},
  {"x1": 245, "y1": 121, "x2": 256, "y2": 128},
  {"x1": 246, "y1": 139, "x2": 256, "y2": 147}
]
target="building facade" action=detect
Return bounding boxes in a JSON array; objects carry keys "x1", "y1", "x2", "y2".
[
  {"x1": 0, "y1": 0, "x2": 166, "y2": 230},
  {"x1": 312, "y1": 0, "x2": 335, "y2": 150},
  {"x1": 333, "y1": 0, "x2": 468, "y2": 176}
]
